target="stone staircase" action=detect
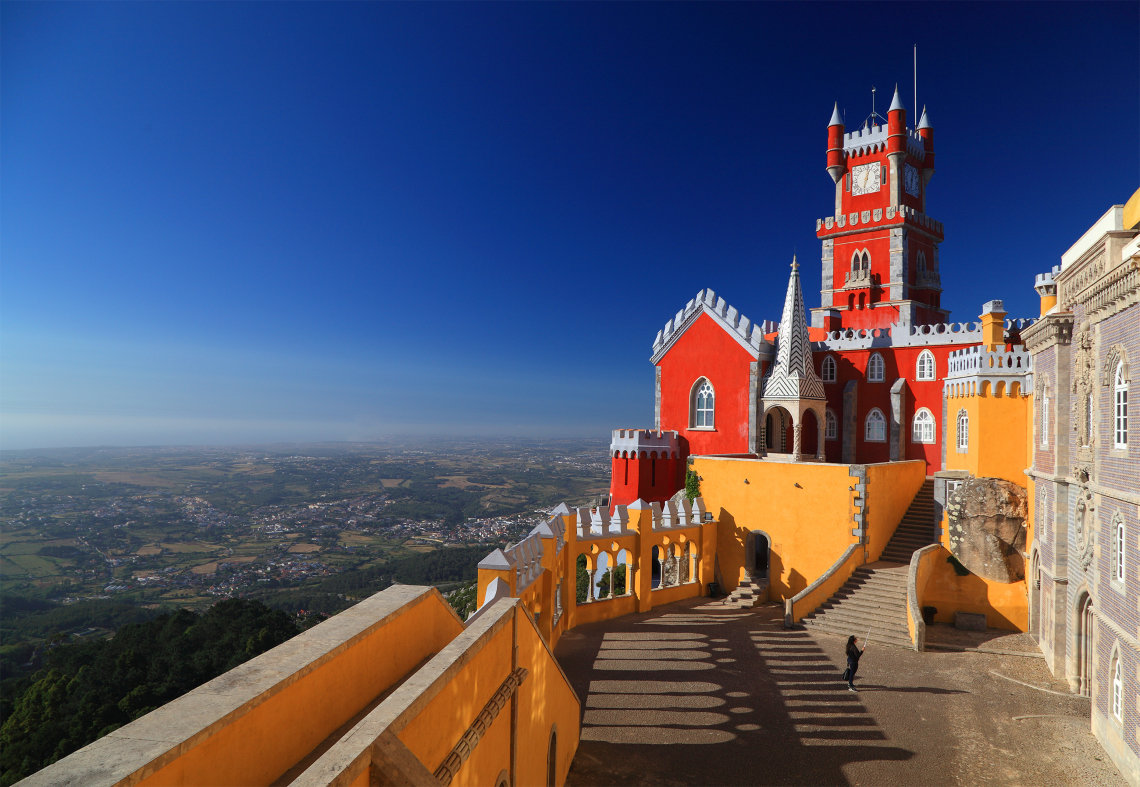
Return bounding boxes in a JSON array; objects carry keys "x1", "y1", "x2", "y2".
[
  {"x1": 879, "y1": 478, "x2": 936, "y2": 563},
  {"x1": 800, "y1": 479, "x2": 936, "y2": 649},
  {"x1": 719, "y1": 571, "x2": 767, "y2": 609}
]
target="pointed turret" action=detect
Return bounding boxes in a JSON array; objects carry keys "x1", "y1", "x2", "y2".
[
  {"x1": 826, "y1": 102, "x2": 846, "y2": 185},
  {"x1": 917, "y1": 104, "x2": 935, "y2": 183},
  {"x1": 762, "y1": 257, "x2": 825, "y2": 401},
  {"x1": 917, "y1": 105, "x2": 932, "y2": 130},
  {"x1": 887, "y1": 83, "x2": 906, "y2": 155}
]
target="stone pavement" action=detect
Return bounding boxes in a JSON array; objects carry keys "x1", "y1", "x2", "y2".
[{"x1": 555, "y1": 598, "x2": 1124, "y2": 786}]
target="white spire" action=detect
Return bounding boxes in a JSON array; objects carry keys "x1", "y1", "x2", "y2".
[
  {"x1": 761, "y1": 256, "x2": 825, "y2": 401},
  {"x1": 888, "y1": 83, "x2": 904, "y2": 112},
  {"x1": 917, "y1": 105, "x2": 932, "y2": 129},
  {"x1": 828, "y1": 101, "x2": 843, "y2": 127}
]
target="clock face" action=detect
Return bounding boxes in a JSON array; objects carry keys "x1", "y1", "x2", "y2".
[
  {"x1": 852, "y1": 163, "x2": 881, "y2": 196},
  {"x1": 905, "y1": 164, "x2": 920, "y2": 197}
]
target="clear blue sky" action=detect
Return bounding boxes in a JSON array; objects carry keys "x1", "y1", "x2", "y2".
[{"x1": 2, "y1": 1, "x2": 1137, "y2": 450}]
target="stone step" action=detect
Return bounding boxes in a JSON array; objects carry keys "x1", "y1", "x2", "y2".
[
  {"x1": 847, "y1": 574, "x2": 908, "y2": 589},
  {"x1": 810, "y1": 597, "x2": 908, "y2": 618},
  {"x1": 803, "y1": 614, "x2": 910, "y2": 640},
  {"x1": 801, "y1": 620, "x2": 913, "y2": 649},
  {"x1": 829, "y1": 585, "x2": 907, "y2": 605}
]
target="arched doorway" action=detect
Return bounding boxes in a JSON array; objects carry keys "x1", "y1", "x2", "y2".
[
  {"x1": 765, "y1": 407, "x2": 793, "y2": 454},
  {"x1": 801, "y1": 409, "x2": 819, "y2": 458},
  {"x1": 1075, "y1": 592, "x2": 1094, "y2": 697},
  {"x1": 747, "y1": 530, "x2": 771, "y2": 580}
]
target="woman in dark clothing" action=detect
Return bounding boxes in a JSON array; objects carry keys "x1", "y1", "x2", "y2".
[{"x1": 844, "y1": 635, "x2": 866, "y2": 691}]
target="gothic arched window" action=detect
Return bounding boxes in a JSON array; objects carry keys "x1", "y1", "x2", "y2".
[
  {"x1": 821, "y1": 355, "x2": 837, "y2": 383},
  {"x1": 867, "y1": 352, "x2": 885, "y2": 383},
  {"x1": 865, "y1": 408, "x2": 886, "y2": 443},
  {"x1": 1113, "y1": 514, "x2": 1126, "y2": 586},
  {"x1": 1112, "y1": 647, "x2": 1123, "y2": 722},
  {"x1": 956, "y1": 409, "x2": 969, "y2": 453},
  {"x1": 825, "y1": 409, "x2": 838, "y2": 440},
  {"x1": 1114, "y1": 361, "x2": 1128, "y2": 448},
  {"x1": 916, "y1": 350, "x2": 936, "y2": 381},
  {"x1": 912, "y1": 408, "x2": 936, "y2": 444},
  {"x1": 691, "y1": 378, "x2": 714, "y2": 429}
]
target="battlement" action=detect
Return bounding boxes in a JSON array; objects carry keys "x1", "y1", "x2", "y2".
[
  {"x1": 610, "y1": 428, "x2": 681, "y2": 457},
  {"x1": 815, "y1": 316, "x2": 1035, "y2": 351},
  {"x1": 1035, "y1": 265, "x2": 1061, "y2": 292},
  {"x1": 817, "y1": 204, "x2": 943, "y2": 236},
  {"x1": 842, "y1": 124, "x2": 925, "y2": 159},
  {"x1": 945, "y1": 344, "x2": 1033, "y2": 377},
  {"x1": 650, "y1": 288, "x2": 775, "y2": 362}
]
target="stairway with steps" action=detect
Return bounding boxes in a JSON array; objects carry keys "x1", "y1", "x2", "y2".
[
  {"x1": 800, "y1": 479, "x2": 936, "y2": 649},
  {"x1": 719, "y1": 571, "x2": 767, "y2": 609}
]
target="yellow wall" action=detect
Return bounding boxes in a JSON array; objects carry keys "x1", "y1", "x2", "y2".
[
  {"x1": 945, "y1": 390, "x2": 1030, "y2": 485},
  {"x1": 694, "y1": 458, "x2": 857, "y2": 600},
  {"x1": 864, "y1": 461, "x2": 927, "y2": 561},
  {"x1": 136, "y1": 590, "x2": 464, "y2": 787},
  {"x1": 919, "y1": 545, "x2": 1028, "y2": 631}
]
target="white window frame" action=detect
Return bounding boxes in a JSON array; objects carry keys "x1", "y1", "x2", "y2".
[
  {"x1": 956, "y1": 409, "x2": 969, "y2": 453},
  {"x1": 1113, "y1": 514, "x2": 1126, "y2": 586},
  {"x1": 825, "y1": 409, "x2": 838, "y2": 440},
  {"x1": 916, "y1": 350, "x2": 936, "y2": 381},
  {"x1": 1112, "y1": 651, "x2": 1123, "y2": 722},
  {"x1": 867, "y1": 352, "x2": 885, "y2": 383},
  {"x1": 912, "y1": 408, "x2": 936, "y2": 444},
  {"x1": 865, "y1": 408, "x2": 886, "y2": 443},
  {"x1": 821, "y1": 355, "x2": 837, "y2": 383},
  {"x1": 691, "y1": 378, "x2": 715, "y2": 429},
  {"x1": 1114, "y1": 361, "x2": 1128, "y2": 449},
  {"x1": 1041, "y1": 383, "x2": 1050, "y2": 447}
]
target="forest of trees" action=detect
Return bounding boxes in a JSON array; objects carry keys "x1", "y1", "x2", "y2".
[{"x1": 0, "y1": 599, "x2": 299, "y2": 785}]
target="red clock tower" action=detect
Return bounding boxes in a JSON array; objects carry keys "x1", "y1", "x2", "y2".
[{"x1": 812, "y1": 86, "x2": 948, "y2": 331}]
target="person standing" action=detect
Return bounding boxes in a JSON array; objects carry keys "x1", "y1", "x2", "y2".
[{"x1": 844, "y1": 635, "x2": 866, "y2": 692}]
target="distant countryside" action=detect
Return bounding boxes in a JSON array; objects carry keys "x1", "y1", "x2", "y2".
[{"x1": 0, "y1": 437, "x2": 608, "y2": 781}]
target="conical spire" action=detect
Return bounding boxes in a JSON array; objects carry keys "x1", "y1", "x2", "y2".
[
  {"x1": 828, "y1": 101, "x2": 843, "y2": 127},
  {"x1": 917, "y1": 105, "x2": 932, "y2": 129},
  {"x1": 888, "y1": 84, "x2": 904, "y2": 112},
  {"x1": 761, "y1": 256, "x2": 825, "y2": 400}
]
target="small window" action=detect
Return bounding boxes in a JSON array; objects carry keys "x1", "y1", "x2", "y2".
[
  {"x1": 821, "y1": 355, "x2": 837, "y2": 383},
  {"x1": 956, "y1": 409, "x2": 969, "y2": 453},
  {"x1": 916, "y1": 350, "x2": 936, "y2": 381},
  {"x1": 865, "y1": 408, "x2": 886, "y2": 443},
  {"x1": 691, "y1": 379, "x2": 714, "y2": 429},
  {"x1": 867, "y1": 353, "x2": 885, "y2": 383},
  {"x1": 1112, "y1": 652, "x2": 1123, "y2": 722},
  {"x1": 1114, "y1": 361, "x2": 1128, "y2": 448},
  {"x1": 912, "y1": 408, "x2": 936, "y2": 444},
  {"x1": 1041, "y1": 383, "x2": 1050, "y2": 447},
  {"x1": 917, "y1": 250, "x2": 927, "y2": 275},
  {"x1": 825, "y1": 409, "x2": 838, "y2": 440},
  {"x1": 1113, "y1": 515, "x2": 1125, "y2": 585}
]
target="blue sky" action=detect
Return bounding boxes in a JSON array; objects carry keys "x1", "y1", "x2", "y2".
[{"x1": 2, "y1": 1, "x2": 1137, "y2": 450}]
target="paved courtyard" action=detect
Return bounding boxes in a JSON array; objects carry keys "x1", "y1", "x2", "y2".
[{"x1": 555, "y1": 598, "x2": 1123, "y2": 786}]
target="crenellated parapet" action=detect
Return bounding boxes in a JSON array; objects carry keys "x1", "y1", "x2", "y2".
[
  {"x1": 817, "y1": 204, "x2": 943, "y2": 237},
  {"x1": 658, "y1": 496, "x2": 707, "y2": 529},
  {"x1": 576, "y1": 504, "x2": 631, "y2": 538},
  {"x1": 650, "y1": 288, "x2": 776, "y2": 363},
  {"x1": 840, "y1": 123, "x2": 926, "y2": 160},
  {"x1": 944, "y1": 344, "x2": 1034, "y2": 398},
  {"x1": 610, "y1": 428, "x2": 681, "y2": 458}
]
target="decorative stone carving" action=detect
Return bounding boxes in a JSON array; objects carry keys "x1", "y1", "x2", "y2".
[{"x1": 945, "y1": 478, "x2": 1028, "y2": 582}]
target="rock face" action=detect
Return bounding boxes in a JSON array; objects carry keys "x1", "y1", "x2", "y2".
[{"x1": 945, "y1": 478, "x2": 1027, "y2": 583}]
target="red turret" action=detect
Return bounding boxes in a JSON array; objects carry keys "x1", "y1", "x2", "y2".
[
  {"x1": 886, "y1": 84, "x2": 906, "y2": 155},
  {"x1": 826, "y1": 102, "x2": 846, "y2": 184},
  {"x1": 917, "y1": 105, "x2": 935, "y2": 184}
]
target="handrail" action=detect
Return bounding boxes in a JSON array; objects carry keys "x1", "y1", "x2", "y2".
[
  {"x1": 784, "y1": 543, "x2": 861, "y2": 628},
  {"x1": 907, "y1": 544, "x2": 943, "y2": 651}
]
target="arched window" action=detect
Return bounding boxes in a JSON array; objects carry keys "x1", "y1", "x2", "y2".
[
  {"x1": 691, "y1": 378, "x2": 714, "y2": 429},
  {"x1": 956, "y1": 409, "x2": 969, "y2": 453},
  {"x1": 917, "y1": 250, "x2": 927, "y2": 275},
  {"x1": 865, "y1": 408, "x2": 886, "y2": 442},
  {"x1": 1112, "y1": 648, "x2": 1123, "y2": 722},
  {"x1": 1113, "y1": 514, "x2": 1125, "y2": 585},
  {"x1": 825, "y1": 409, "x2": 838, "y2": 440},
  {"x1": 912, "y1": 408, "x2": 936, "y2": 444},
  {"x1": 821, "y1": 355, "x2": 837, "y2": 383},
  {"x1": 1041, "y1": 380, "x2": 1051, "y2": 447},
  {"x1": 850, "y1": 249, "x2": 870, "y2": 272},
  {"x1": 916, "y1": 350, "x2": 936, "y2": 381},
  {"x1": 1114, "y1": 361, "x2": 1128, "y2": 448},
  {"x1": 867, "y1": 352, "x2": 885, "y2": 382}
]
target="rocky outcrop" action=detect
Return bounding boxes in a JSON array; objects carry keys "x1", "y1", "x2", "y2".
[{"x1": 945, "y1": 478, "x2": 1027, "y2": 583}]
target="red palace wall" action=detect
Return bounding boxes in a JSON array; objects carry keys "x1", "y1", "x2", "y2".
[
  {"x1": 609, "y1": 451, "x2": 684, "y2": 508},
  {"x1": 657, "y1": 312, "x2": 759, "y2": 456}
]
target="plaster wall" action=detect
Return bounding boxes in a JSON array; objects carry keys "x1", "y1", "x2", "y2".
[{"x1": 918, "y1": 547, "x2": 1028, "y2": 631}]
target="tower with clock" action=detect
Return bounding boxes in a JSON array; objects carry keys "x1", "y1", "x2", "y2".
[{"x1": 813, "y1": 85, "x2": 948, "y2": 331}]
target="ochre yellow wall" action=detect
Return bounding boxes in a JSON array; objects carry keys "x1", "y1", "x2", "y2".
[
  {"x1": 945, "y1": 390, "x2": 1030, "y2": 485},
  {"x1": 920, "y1": 545, "x2": 1028, "y2": 631},
  {"x1": 864, "y1": 462, "x2": 927, "y2": 561},
  {"x1": 137, "y1": 592, "x2": 464, "y2": 787},
  {"x1": 694, "y1": 458, "x2": 858, "y2": 600}
]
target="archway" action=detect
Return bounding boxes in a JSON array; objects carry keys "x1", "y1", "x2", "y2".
[
  {"x1": 1075, "y1": 592, "x2": 1094, "y2": 697},
  {"x1": 765, "y1": 406, "x2": 794, "y2": 454},
  {"x1": 801, "y1": 409, "x2": 819, "y2": 457},
  {"x1": 1029, "y1": 550, "x2": 1040, "y2": 641},
  {"x1": 747, "y1": 530, "x2": 771, "y2": 580}
]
